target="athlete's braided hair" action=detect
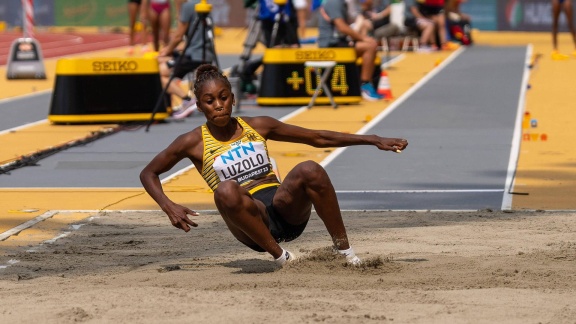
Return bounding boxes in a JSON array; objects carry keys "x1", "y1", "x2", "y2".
[{"x1": 193, "y1": 64, "x2": 231, "y2": 99}]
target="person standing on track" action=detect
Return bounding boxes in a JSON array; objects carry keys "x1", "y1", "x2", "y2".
[
  {"x1": 146, "y1": 0, "x2": 172, "y2": 51},
  {"x1": 127, "y1": 0, "x2": 150, "y2": 55},
  {"x1": 551, "y1": 0, "x2": 576, "y2": 60},
  {"x1": 157, "y1": 0, "x2": 217, "y2": 118},
  {"x1": 140, "y1": 64, "x2": 409, "y2": 267}
]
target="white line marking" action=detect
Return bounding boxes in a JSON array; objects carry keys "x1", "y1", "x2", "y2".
[
  {"x1": 42, "y1": 232, "x2": 71, "y2": 245},
  {"x1": 0, "y1": 210, "x2": 58, "y2": 241},
  {"x1": 0, "y1": 259, "x2": 20, "y2": 269},
  {"x1": 380, "y1": 53, "x2": 405, "y2": 69},
  {"x1": 321, "y1": 47, "x2": 466, "y2": 167},
  {"x1": 0, "y1": 89, "x2": 52, "y2": 105},
  {"x1": 0, "y1": 119, "x2": 48, "y2": 136},
  {"x1": 336, "y1": 189, "x2": 504, "y2": 194},
  {"x1": 501, "y1": 45, "x2": 532, "y2": 210}
]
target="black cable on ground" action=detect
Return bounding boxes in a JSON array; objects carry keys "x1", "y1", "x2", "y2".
[{"x1": 0, "y1": 125, "x2": 123, "y2": 175}]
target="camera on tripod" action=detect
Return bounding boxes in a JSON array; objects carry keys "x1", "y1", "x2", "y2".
[
  {"x1": 233, "y1": 0, "x2": 300, "y2": 95},
  {"x1": 146, "y1": 0, "x2": 221, "y2": 130}
]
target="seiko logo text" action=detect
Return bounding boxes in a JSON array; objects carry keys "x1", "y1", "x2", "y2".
[
  {"x1": 295, "y1": 50, "x2": 336, "y2": 61},
  {"x1": 92, "y1": 61, "x2": 138, "y2": 72}
]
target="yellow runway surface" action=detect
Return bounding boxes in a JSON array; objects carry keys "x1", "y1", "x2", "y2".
[{"x1": 1, "y1": 29, "x2": 576, "y2": 248}]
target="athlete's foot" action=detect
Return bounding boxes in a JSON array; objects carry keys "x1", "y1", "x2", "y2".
[
  {"x1": 334, "y1": 246, "x2": 362, "y2": 266},
  {"x1": 126, "y1": 46, "x2": 135, "y2": 56},
  {"x1": 274, "y1": 249, "x2": 295, "y2": 267}
]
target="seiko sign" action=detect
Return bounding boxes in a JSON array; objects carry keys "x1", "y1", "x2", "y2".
[{"x1": 92, "y1": 61, "x2": 139, "y2": 72}]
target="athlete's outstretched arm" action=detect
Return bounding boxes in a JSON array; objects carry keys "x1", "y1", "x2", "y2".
[{"x1": 247, "y1": 116, "x2": 408, "y2": 152}]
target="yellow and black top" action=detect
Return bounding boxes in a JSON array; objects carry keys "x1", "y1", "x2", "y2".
[{"x1": 201, "y1": 117, "x2": 279, "y2": 194}]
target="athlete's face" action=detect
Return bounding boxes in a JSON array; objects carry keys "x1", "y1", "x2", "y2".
[{"x1": 197, "y1": 79, "x2": 235, "y2": 126}]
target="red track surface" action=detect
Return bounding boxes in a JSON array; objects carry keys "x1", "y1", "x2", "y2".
[{"x1": 0, "y1": 32, "x2": 129, "y2": 65}]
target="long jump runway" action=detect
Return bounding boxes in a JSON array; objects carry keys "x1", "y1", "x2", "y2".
[
  {"x1": 328, "y1": 45, "x2": 529, "y2": 211},
  {"x1": 0, "y1": 46, "x2": 528, "y2": 211}
]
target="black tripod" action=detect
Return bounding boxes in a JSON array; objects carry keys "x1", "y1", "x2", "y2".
[
  {"x1": 231, "y1": 0, "x2": 297, "y2": 96},
  {"x1": 145, "y1": 0, "x2": 219, "y2": 132},
  {"x1": 269, "y1": 0, "x2": 291, "y2": 48}
]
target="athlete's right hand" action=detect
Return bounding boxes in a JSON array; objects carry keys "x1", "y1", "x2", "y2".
[{"x1": 162, "y1": 202, "x2": 199, "y2": 232}]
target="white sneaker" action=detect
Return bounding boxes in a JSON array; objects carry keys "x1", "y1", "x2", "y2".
[
  {"x1": 334, "y1": 246, "x2": 362, "y2": 266},
  {"x1": 417, "y1": 45, "x2": 434, "y2": 53},
  {"x1": 274, "y1": 249, "x2": 295, "y2": 267},
  {"x1": 172, "y1": 102, "x2": 197, "y2": 120},
  {"x1": 172, "y1": 98, "x2": 195, "y2": 113}
]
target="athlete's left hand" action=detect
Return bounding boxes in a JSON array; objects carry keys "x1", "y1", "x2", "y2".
[{"x1": 375, "y1": 137, "x2": 408, "y2": 153}]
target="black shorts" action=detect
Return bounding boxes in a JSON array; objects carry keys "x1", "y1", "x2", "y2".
[
  {"x1": 167, "y1": 54, "x2": 205, "y2": 79},
  {"x1": 418, "y1": 4, "x2": 444, "y2": 17},
  {"x1": 128, "y1": 0, "x2": 142, "y2": 4},
  {"x1": 327, "y1": 36, "x2": 354, "y2": 48},
  {"x1": 247, "y1": 185, "x2": 308, "y2": 252}
]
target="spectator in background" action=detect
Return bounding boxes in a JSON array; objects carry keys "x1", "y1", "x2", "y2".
[
  {"x1": 237, "y1": 0, "x2": 301, "y2": 95},
  {"x1": 294, "y1": 0, "x2": 310, "y2": 40},
  {"x1": 445, "y1": 0, "x2": 472, "y2": 45},
  {"x1": 409, "y1": 0, "x2": 457, "y2": 50},
  {"x1": 157, "y1": 0, "x2": 217, "y2": 118},
  {"x1": 551, "y1": 0, "x2": 576, "y2": 60},
  {"x1": 349, "y1": 0, "x2": 373, "y2": 36},
  {"x1": 146, "y1": 0, "x2": 172, "y2": 51},
  {"x1": 127, "y1": 0, "x2": 149, "y2": 55},
  {"x1": 174, "y1": 0, "x2": 187, "y2": 18},
  {"x1": 406, "y1": 0, "x2": 436, "y2": 51},
  {"x1": 366, "y1": 0, "x2": 403, "y2": 43},
  {"x1": 259, "y1": 0, "x2": 300, "y2": 47},
  {"x1": 318, "y1": 0, "x2": 383, "y2": 101}
]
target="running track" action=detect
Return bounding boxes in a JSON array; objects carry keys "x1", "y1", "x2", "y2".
[{"x1": 0, "y1": 32, "x2": 129, "y2": 65}]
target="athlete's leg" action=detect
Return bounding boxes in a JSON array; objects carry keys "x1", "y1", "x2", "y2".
[
  {"x1": 272, "y1": 160, "x2": 352, "y2": 250},
  {"x1": 552, "y1": 0, "x2": 561, "y2": 51},
  {"x1": 148, "y1": 7, "x2": 160, "y2": 51},
  {"x1": 214, "y1": 180, "x2": 284, "y2": 258},
  {"x1": 563, "y1": 0, "x2": 576, "y2": 49},
  {"x1": 128, "y1": 1, "x2": 139, "y2": 47},
  {"x1": 158, "y1": 6, "x2": 172, "y2": 49}
]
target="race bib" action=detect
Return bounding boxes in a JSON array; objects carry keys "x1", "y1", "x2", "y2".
[{"x1": 213, "y1": 141, "x2": 271, "y2": 185}]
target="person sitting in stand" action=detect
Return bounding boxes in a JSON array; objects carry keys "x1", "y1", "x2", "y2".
[
  {"x1": 318, "y1": 0, "x2": 383, "y2": 101},
  {"x1": 408, "y1": 0, "x2": 457, "y2": 51},
  {"x1": 140, "y1": 64, "x2": 409, "y2": 267},
  {"x1": 445, "y1": 0, "x2": 472, "y2": 45},
  {"x1": 364, "y1": 0, "x2": 405, "y2": 44}
]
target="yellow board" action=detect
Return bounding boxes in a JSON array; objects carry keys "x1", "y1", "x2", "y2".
[
  {"x1": 257, "y1": 48, "x2": 365, "y2": 106},
  {"x1": 49, "y1": 57, "x2": 167, "y2": 123},
  {"x1": 55, "y1": 57, "x2": 160, "y2": 75}
]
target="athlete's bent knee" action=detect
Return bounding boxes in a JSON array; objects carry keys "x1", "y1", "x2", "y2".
[
  {"x1": 214, "y1": 180, "x2": 243, "y2": 208},
  {"x1": 297, "y1": 160, "x2": 328, "y2": 181}
]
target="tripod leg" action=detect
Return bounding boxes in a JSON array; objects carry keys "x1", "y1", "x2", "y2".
[
  {"x1": 270, "y1": 12, "x2": 283, "y2": 47},
  {"x1": 236, "y1": 13, "x2": 262, "y2": 76},
  {"x1": 146, "y1": 15, "x2": 202, "y2": 131},
  {"x1": 204, "y1": 16, "x2": 220, "y2": 69}
]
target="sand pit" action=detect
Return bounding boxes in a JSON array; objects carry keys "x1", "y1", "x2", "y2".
[{"x1": 1, "y1": 210, "x2": 575, "y2": 323}]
